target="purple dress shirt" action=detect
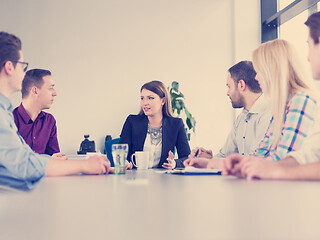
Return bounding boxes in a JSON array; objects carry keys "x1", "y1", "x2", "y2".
[{"x1": 13, "y1": 104, "x2": 60, "y2": 155}]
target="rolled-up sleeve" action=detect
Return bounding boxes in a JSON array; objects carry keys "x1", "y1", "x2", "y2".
[{"x1": 287, "y1": 113, "x2": 320, "y2": 164}]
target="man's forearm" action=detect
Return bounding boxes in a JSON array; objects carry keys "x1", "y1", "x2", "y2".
[
  {"x1": 278, "y1": 156, "x2": 299, "y2": 166},
  {"x1": 278, "y1": 161, "x2": 320, "y2": 180},
  {"x1": 208, "y1": 158, "x2": 223, "y2": 169},
  {"x1": 45, "y1": 158, "x2": 83, "y2": 177},
  {"x1": 274, "y1": 156, "x2": 320, "y2": 180}
]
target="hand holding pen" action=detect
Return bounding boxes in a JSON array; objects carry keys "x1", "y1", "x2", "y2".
[
  {"x1": 183, "y1": 148, "x2": 210, "y2": 168},
  {"x1": 190, "y1": 147, "x2": 213, "y2": 159}
]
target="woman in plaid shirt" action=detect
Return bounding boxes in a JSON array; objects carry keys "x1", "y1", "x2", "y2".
[{"x1": 222, "y1": 39, "x2": 319, "y2": 178}]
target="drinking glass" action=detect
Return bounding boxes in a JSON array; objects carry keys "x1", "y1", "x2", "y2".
[{"x1": 112, "y1": 144, "x2": 128, "y2": 174}]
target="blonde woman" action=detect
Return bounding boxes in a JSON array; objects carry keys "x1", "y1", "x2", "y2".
[{"x1": 223, "y1": 39, "x2": 318, "y2": 178}]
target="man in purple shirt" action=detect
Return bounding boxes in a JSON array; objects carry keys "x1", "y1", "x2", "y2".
[
  {"x1": 13, "y1": 69, "x2": 62, "y2": 156},
  {"x1": 0, "y1": 31, "x2": 114, "y2": 190}
]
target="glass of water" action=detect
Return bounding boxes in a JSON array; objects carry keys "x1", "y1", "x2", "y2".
[{"x1": 111, "y1": 144, "x2": 128, "y2": 174}]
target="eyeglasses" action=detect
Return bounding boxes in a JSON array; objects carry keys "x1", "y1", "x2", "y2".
[{"x1": 11, "y1": 61, "x2": 29, "y2": 72}]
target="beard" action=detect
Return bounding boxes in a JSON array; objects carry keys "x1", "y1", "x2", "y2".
[{"x1": 231, "y1": 92, "x2": 245, "y2": 109}]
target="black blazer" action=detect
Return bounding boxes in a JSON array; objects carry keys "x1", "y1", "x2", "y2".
[{"x1": 119, "y1": 114, "x2": 191, "y2": 168}]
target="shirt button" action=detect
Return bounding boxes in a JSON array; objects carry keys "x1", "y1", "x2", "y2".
[
  {"x1": 243, "y1": 136, "x2": 245, "y2": 139},
  {"x1": 242, "y1": 153, "x2": 244, "y2": 155},
  {"x1": 245, "y1": 120, "x2": 248, "y2": 123},
  {"x1": 33, "y1": 137, "x2": 35, "y2": 139}
]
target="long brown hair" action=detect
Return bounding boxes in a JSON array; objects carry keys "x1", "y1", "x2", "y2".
[{"x1": 139, "y1": 80, "x2": 173, "y2": 117}]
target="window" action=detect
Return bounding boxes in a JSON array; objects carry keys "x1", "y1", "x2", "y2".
[
  {"x1": 279, "y1": 0, "x2": 296, "y2": 11},
  {"x1": 261, "y1": 0, "x2": 320, "y2": 43},
  {"x1": 261, "y1": 0, "x2": 320, "y2": 84},
  {"x1": 279, "y1": 9, "x2": 310, "y2": 79}
]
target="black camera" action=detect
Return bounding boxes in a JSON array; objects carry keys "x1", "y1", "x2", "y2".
[{"x1": 77, "y1": 135, "x2": 96, "y2": 154}]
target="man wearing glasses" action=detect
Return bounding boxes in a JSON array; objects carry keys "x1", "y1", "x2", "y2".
[
  {"x1": 0, "y1": 32, "x2": 111, "y2": 190},
  {"x1": 13, "y1": 69, "x2": 67, "y2": 159}
]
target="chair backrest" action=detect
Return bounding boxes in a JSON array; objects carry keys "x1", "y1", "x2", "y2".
[{"x1": 104, "y1": 138, "x2": 120, "y2": 167}]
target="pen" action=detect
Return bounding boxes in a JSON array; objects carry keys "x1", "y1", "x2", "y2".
[{"x1": 194, "y1": 149, "x2": 200, "y2": 158}]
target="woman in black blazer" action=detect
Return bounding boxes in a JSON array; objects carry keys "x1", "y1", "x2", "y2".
[{"x1": 119, "y1": 80, "x2": 191, "y2": 169}]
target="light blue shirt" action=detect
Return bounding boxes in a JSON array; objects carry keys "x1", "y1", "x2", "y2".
[{"x1": 0, "y1": 93, "x2": 49, "y2": 190}]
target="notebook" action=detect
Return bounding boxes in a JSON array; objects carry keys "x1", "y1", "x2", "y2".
[{"x1": 164, "y1": 166, "x2": 221, "y2": 175}]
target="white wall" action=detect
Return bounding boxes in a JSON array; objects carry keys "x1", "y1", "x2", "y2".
[
  {"x1": 0, "y1": 0, "x2": 260, "y2": 155},
  {"x1": 234, "y1": 0, "x2": 260, "y2": 62}
]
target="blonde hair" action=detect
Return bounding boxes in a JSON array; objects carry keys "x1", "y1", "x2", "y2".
[{"x1": 252, "y1": 39, "x2": 315, "y2": 148}]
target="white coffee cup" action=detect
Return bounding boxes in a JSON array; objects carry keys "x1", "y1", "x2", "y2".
[{"x1": 131, "y1": 151, "x2": 149, "y2": 170}]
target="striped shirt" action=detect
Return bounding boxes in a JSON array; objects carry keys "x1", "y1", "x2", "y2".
[{"x1": 254, "y1": 91, "x2": 317, "y2": 161}]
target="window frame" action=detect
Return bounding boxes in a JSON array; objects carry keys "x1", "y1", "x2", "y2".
[{"x1": 261, "y1": 0, "x2": 320, "y2": 43}]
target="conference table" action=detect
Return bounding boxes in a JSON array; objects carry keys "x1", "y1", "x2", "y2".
[{"x1": 1, "y1": 169, "x2": 320, "y2": 240}]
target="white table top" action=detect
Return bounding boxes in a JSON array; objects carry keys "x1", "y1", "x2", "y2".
[{"x1": 1, "y1": 170, "x2": 320, "y2": 240}]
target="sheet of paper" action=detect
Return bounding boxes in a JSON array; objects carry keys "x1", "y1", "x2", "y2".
[
  {"x1": 161, "y1": 166, "x2": 221, "y2": 175},
  {"x1": 184, "y1": 166, "x2": 221, "y2": 173}
]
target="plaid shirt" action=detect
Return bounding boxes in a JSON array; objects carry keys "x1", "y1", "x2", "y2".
[{"x1": 254, "y1": 91, "x2": 317, "y2": 161}]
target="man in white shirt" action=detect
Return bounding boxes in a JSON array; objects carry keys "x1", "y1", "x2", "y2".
[
  {"x1": 184, "y1": 61, "x2": 271, "y2": 169},
  {"x1": 222, "y1": 12, "x2": 320, "y2": 180}
]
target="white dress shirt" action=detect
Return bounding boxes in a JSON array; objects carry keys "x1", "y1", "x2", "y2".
[{"x1": 214, "y1": 94, "x2": 272, "y2": 158}]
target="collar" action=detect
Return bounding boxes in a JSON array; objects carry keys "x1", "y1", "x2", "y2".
[
  {"x1": 0, "y1": 92, "x2": 13, "y2": 112},
  {"x1": 18, "y1": 103, "x2": 45, "y2": 124},
  {"x1": 246, "y1": 94, "x2": 268, "y2": 114}
]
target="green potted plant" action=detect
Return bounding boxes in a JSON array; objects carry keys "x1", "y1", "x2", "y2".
[{"x1": 169, "y1": 81, "x2": 196, "y2": 141}]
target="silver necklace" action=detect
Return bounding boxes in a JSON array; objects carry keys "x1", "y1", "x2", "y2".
[{"x1": 147, "y1": 125, "x2": 162, "y2": 145}]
